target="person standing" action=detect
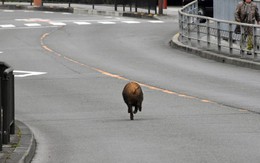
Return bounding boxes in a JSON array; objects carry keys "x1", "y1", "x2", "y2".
[{"x1": 235, "y1": 0, "x2": 260, "y2": 55}]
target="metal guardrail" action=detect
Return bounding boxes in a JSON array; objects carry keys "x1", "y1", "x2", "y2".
[
  {"x1": 1, "y1": 0, "x2": 158, "y2": 14},
  {"x1": 0, "y1": 62, "x2": 15, "y2": 151},
  {"x1": 179, "y1": 0, "x2": 260, "y2": 60}
]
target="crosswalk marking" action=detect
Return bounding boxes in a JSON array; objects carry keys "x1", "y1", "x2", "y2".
[
  {"x1": 74, "y1": 22, "x2": 91, "y2": 25},
  {"x1": 3, "y1": 10, "x2": 14, "y2": 12},
  {"x1": 43, "y1": 11, "x2": 54, "y2": 14},
  {"x1": 122, "y1": 21, "x2": 140, "y2": 24},
  {"x1": 98, "y1": 21, "x2": 116, "y2": 24},
  {"x1": 0, "y1": 24, "x2": 15, "y2": 28},
  {"x1": 49, "y1": 22, "x2": 66, "y2": 26},
  {"x1": 0, "y1": 19, "x2": 165, "y2": 29},
  {"x1": 24, "y1": 23, "x2": 41, "y2": 27},
  {"x1": 148, "y1": 20, "x2": 164, "y2": 23}
]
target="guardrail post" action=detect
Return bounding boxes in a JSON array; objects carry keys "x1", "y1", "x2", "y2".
[
  {"x1": 253, "y1": 26, "x2": 257, "y2": 59},
  {"x1": 229, "y1": 23, "x2": 233, "y2": 55},
  {"x1": 207, "y1": 19, "x2": 210, "y2": 49},
  {"x1": 217, "y1": 22, "x2": 221, "y2": 53},
  {"x1": 187, "y1": 16, "x2": 191, "y2": 46},
  {"x1": 197, "y1": 21, "x2": 200, "y2": 47}
]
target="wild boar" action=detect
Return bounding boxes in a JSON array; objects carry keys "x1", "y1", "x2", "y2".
[{"x1": 122, "y1": 82, "x2": 144, "y2": 120}]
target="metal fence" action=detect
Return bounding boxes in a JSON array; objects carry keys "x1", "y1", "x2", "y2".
[
  {"x1": 1, "y1": 0, "x2": 158, "y2": 14},
  {"x1": 179, "y1": 0, "x2": 260, "y2": 60},
  {"x1": 0, "y1": 62, "x2": 15, "y2": 151}
]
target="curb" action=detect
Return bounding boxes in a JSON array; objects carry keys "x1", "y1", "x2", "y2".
[
  {"x1": 0, "y1": 4, "x2": 73, "y2": 12},
  {"x1": 5, "y1": 120, "x2": 36, "y2": 163},
  {"x1": 170, "y1": 33, "x2": 260, "y2": 70},
  {"x1": 73, "y1": 7, "x2": 123, "y2": 17}
]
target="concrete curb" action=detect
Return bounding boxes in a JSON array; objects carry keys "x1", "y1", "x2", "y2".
[
  {"x1": 6, "y1": 120, "x2": 36, "y2": 163},
  {"x1": 73, "y1": 7, "x2": 123, "y2": 17},
  {"x1": 170, "y1": 33, "x2": 260, "y2": 70}
]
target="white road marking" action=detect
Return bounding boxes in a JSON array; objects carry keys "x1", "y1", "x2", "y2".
[
  {"x1": 98, "y1": 21, "x2": 116, "y2": 24},
  {"x1": 44, "y1": 11, "x2": 54, "y2": 14},
  {"x1": 49, "y1": 22, "x2": 66, "y2": 26},
  {"x1": 62, "y1": 13, "x2": 72, "y2": 15},
  {"x1": 23, "y1": 10, "x2": 34, "y2": 13},
  {"x1": 0, "y1": 24, "x2": 15, "y2": 28},
  {"x1": 14, "y1": 70, "x2": 47, "y2": 78},
  {"x1": 24, "y1": 23, "x2": 42, "y2": 27},
  {"x1": 74, "y1": 22, "x2": 91, "y2": 25},
  {"x1": 3, "y1": 10, "x2": 14, "y2": 12},
  {"x1": 148, "y1": 20, "x2": 164, "y2": 23},
  {"x1": 122, "y1": 21, "x2": 140, "y2": 24}
]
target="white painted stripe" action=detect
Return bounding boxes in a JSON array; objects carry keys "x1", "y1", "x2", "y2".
[
  {"x1": 49, "y1": 22, "x2": 66, "y2": 26},
  {"x1": 74, "y1": 22, "x2": 91, "y2": 25},
  {"x1": 0, "y1": 51, "x2": 3, "y2": 54},
  {"x1": 0, "y1": 24, "x2": 15, "y2": 28},
  {"x1": 24, "y1": 23, "x2": 41, "y2": 27},
  {"x1": 44, "y1": 11, "x2": 54, "y2": 14},
  {"x1": 15, "y1": 19, "x2": 29, "y2": 21},
  {"x1": 148, "y1": 20, "x2": 164, "y2": 23},
  {"x1": 24, "y1": 10, "x2": 34, "y2": 13},
  {"x1": 62, "y1": 13, "x2": 72, "y2": 15},
  {"x1": 98, "y1": 21, "x2": 116, "y2": 24},
  {"x1": 122, "y1": 21, "x2": 140, "y2": 24},
  {"x1": 3, "y1": 10, "x2": 14, "y2": 12},
  {"x1": 14, "y1": 70, "x2": 47, "y2": 78}
]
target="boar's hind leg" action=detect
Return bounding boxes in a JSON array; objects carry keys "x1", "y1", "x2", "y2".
[
  {"x1": 139, "y1": 105, "x2": 142, "y2": 112},
  {"x1": 130, "y1": 112, "x2": 134, "y2": 120},
  {"x1": 134, "y1": 106, "x2": 138, "y2": 114},
  {"x1": 128, "y1": 105, "x2": 132, "y2": 113}
]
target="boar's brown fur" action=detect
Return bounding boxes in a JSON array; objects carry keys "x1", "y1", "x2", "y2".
[{"x1": 122, "y1": 82, "x2": 143, "y2": 120}]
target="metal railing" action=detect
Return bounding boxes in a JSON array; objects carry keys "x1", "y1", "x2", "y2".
[
  {"x1": 1, "y1": 0, "x2": 158, "y2": 14},
  {"x1": 0, "y1": 62, "x2": 15, "y2": 151},
  {"x1": 179, "y1": 0, "x2": 260, "y2": 60}
]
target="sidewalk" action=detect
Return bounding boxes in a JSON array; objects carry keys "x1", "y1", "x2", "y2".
[
  {"x1": 170, "y1": 33, "x2": 260, "y2": 70},
  {"x1": 1, "y1": 2, "x2": 180, "y2": 19},
  {"x1": 0, "y1": 121, "x2": 35, "y2": 163}
]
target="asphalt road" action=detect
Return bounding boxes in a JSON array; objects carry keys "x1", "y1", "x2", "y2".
[{"x1": 1, "y1": 9, "x2": 260, "y2": 163}]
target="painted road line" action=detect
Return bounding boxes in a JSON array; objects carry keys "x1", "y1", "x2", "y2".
[
  {"x1": 122, "y1": 21, "x2": 141, "y2": 24},
  {"x1": 62, "y1": 13, "x2": 72, "y2": 15},
  {"x1": 3, "y1": 10, "x2": 14, "y2": 12},
  {"x1": 148, "y1": 20, "x2": 164, "y2": 23},
  {"x1": 74, "y1": 22, "x2": 92, "y2": 25},
  {"x1": 49, "y1": 22, "x2": 66, "y2": 26},
  {"x1": 44, "y1": 11, "x2": 54, "y2": 14},
  {"x1": 98, "y1": 21, "x2": 116, "y2": 24},
  {"x1": 14, "y1": 70, "x2": 47, "y2": 78},
  {"x1": 0, "y1": 24, "x2": 15, "y2": 28},
  {"x1": 24, "y1": 23, "x2": 42, "y2": 27}
]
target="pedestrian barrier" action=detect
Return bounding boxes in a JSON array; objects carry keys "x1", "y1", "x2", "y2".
[
  {"x1": 179, "y1": 0, "x2": 260, "y2": 60},
  {"x1": 0, "y1": 62, "x2": 15, "y2": 151}
]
